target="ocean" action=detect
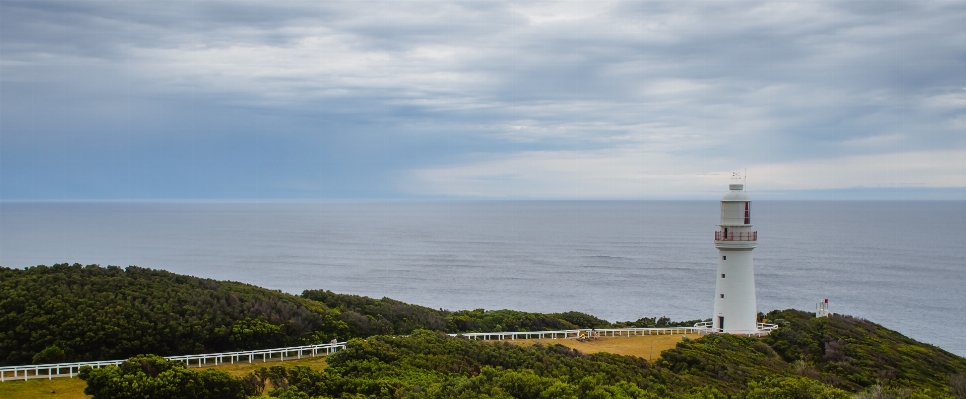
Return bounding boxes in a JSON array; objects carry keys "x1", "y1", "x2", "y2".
[{"x1": 1, "y1": 200, "x2": 963, "y2": 356}]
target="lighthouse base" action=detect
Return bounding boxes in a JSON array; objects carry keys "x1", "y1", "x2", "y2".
[{"x1": 693, "y1": 321, "x2": 779, "y2": 337}]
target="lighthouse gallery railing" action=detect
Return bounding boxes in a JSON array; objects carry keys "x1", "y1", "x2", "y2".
[{"x1": 714, "y1": 231, "x2": 757, "y2": 241}]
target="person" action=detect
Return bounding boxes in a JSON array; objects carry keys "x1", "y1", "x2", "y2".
[{"x1": 330, "y1": 338, "x2": 338, "y2": 345}]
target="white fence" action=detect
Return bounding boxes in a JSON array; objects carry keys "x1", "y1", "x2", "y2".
[
  {"x1": 2, "y1": 324, "x2": 782, "y2": 383},
  {"x1": 450, "y1": 327, "x2": 709, "y2": 341},
  {"x1": 693, "y1": 321, "x2": 779, "y2": 336},
  {"x1": 452, "y1": 323, "x2": 780, "y2": 341},
  {"x1": 0, "y1": 342, "x2": 345, "y2": 382}
]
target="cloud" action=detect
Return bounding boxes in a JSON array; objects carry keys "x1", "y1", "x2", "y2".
[
  {"x1": 404, "y1": 147, "x2": 966, "y2": 199},
  {"x1": 0, "y1": 0, "x2": 963, "y2": 199}
]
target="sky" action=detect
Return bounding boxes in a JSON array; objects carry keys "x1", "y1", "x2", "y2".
[{"x1": 0, "y1": 1, "x2": 964, "y2": 200}]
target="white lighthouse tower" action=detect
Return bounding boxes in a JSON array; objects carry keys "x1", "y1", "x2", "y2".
[{"x1": 711, "y1": 179, "x2": 759, "y2": 333}]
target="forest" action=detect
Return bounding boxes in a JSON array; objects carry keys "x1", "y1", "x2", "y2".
[
  {"x1": 1, "y1": 264, "x2": 343, "y2": 364},
  {"x1": 3, "y1": 264, "x2": 966, "y2": 398},
  {"x1": 1, "y1": 264, "x2": 649, "y2": 365}
]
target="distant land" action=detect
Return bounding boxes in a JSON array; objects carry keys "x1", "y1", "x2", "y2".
[{"x1": 2, "y1": 264, "x2": 965, "y2": 398}]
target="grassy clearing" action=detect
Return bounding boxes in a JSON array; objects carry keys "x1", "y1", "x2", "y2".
[
  {"x1": 192, "y1": 354, "x2": 330, "y2": 377},
  {"x1": 503, "y1": 334, "x2": 689, "y2": 361},
  {"x1": 0, "y1": 355, "x2": 329, "y2": 399},
  {"x1": 0, "y1": 377, "x2": 89, "y2": 399}
]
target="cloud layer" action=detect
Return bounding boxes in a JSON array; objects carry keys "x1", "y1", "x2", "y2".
[{"x1": 1, "y1": 1, "x2": 963, "y2": 199}]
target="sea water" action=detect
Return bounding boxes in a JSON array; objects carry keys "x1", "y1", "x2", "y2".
[{"x1": 1, "y1": 201, "x2": 963, "y2": 356}]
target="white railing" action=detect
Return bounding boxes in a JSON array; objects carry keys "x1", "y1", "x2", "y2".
[
  {"x1": 692, "y1": 321, "x2": 779, "y2": 337},
  {"x1": 714, "y1": 230, "x2": 757, "y2": 241},
  {"x1": 0, "y1": 342, "x2": 345, "y2": 382},
  {"x1": 2, "y1": 323, "x2": 784, "y2": 382},
  {"x1": 450, "y1": 327, "x2": 709, "y2": 341}
]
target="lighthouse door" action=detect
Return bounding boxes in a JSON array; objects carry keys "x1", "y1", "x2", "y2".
[{"x1": 718, "y1": 316, "x2": 724, "y2": 332}]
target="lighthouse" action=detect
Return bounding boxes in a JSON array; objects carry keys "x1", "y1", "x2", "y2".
[{"x1": 711, "y1": 181, "x2": 759, "y2": 333}]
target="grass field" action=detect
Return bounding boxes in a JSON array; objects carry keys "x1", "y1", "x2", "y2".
[
  {"x1": 0, "y1": 335, "x2": 684, "y2": 398},
  {"x1": 501, "y1": 333, "x2": 688, "y2": 361},
  {"x1": 0, "y1": 377, "x2": 89, "y2": 399}
]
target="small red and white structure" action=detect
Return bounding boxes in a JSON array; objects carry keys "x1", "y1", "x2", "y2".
[
  {"x1": 710, "y1": 180, "x2": 764, "y2": 334},
  {"x1": 816, "y1": 299, "x2": 830, "y2": 317}
]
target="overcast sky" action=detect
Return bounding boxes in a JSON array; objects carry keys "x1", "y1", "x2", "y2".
[{"x1": 1, "y1": 1, "x2": 963, "y2": 200}]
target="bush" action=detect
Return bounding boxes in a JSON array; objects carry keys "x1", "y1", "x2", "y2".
[
  {"x1": 950, "y1": 372, "x2": 966, "y2": 399},
  {"x1": 32, "y1": 345, "x2": 66, "y2": 364},
  {"x1": 79, "y1": 354, "x2": 251, "y2": 399},
  {"x1": 742, "y1": 377, "x2": 851, "y2": 399}
]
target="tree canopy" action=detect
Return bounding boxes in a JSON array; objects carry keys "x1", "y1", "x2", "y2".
[
  {"x1": 2, "y1": 264, "x2": 624, "y2": 365},
  {"x1": 0, "y1": 264, "x2": 346, "y2": 365}
]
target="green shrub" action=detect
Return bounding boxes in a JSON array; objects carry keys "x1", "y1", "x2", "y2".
[
  {"x1": 32, "y1": 344, "x2": 66, "y2": 364},
  {"x1": 741, "y1": 376, "x2": 851, "y2": 399},
  {"x1": 79, "y1": 354, "x2": 250, "y2": 399}
]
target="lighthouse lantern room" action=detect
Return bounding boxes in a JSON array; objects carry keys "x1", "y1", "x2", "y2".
[{"x1": 711, "y1": 181, "x2": 759, "y2": 333}]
